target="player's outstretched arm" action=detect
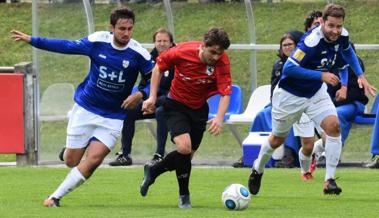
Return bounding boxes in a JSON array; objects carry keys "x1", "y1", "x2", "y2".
[
  {"x1": 142, "y1": 65, "x2": 162, "y2": 115},
  {"x1": 207, "y1": 95, "x2": 230, "y2": 136},
  {"x1": 341, "y1": 45, "x2": 376, "y2": 96},
  {"x1": 284, "y1": 60, "x2": 323, "y2": 81},
  {"x1": 10, "y1": 30, "x2": 31, "y2": 43},
  {"x1": 341, "y1": 45, "x2": 363, "y2": 76}
]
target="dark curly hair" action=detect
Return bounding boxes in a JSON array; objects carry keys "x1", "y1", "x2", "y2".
[
  {"x1": 203, "y1": 28, "x2": 230, "y2": 50},
  {"x1": 304, "y1": 10, "x2": 322, "y2": 32},
  {"x1": 110, "y1": 7, "x2": 135, "y2": 27}
]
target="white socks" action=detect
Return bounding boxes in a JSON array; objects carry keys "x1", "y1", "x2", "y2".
[
  {"x1": 324, "y1": 135, "x2": 342, "y2": 181},
  {"x1": 299, "y1": 148, "x2": 311, "y2": 174},
  {"x1": 253, "y1": 138, "x2": 275, "y2": 174},
  {"x1": 313, "y1": 138, "x2": 324, "y2": 159},
  {"x1": 50, "y1": 167, "x2": 86, "y2": 199}
]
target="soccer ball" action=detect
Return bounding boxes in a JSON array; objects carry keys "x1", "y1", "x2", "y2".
[{"x1": 222, "y1": 183, "x2": 251, "y2": 210}]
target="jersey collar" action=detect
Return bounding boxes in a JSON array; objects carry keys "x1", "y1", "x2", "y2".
[{"x1": 110, "y1": 34, "x2": 130, "y2": 51}]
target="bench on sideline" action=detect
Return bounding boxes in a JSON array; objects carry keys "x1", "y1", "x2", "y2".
[{"x1": 225, "y1": 85, "x2": 271, "y2": 146}]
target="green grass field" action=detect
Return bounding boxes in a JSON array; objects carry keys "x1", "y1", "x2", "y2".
[
  {"x1": 1, "y1": 2, "x2": 378, "y2": 217},
  {"x1": 0, "y1": 167, "x2": 379, "y2": 218}
]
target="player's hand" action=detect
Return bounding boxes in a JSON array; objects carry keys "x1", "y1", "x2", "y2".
[
  {"x1": 335, "y1": 86, "x2": 347, "y2": 102},
  {"x1": 357, "y1": 75, "x2": 377, "y2": 97},
  {"x1": 121, "y1": 92, "x2": 143, "y2": 109},
  {"x1": 142, "y1": 97, "x2": 156, "y2": 115},
  {"x1": 321, "y1": 72, "x2": 339, "y2": 86},
  {"x1": 10, "y1": 30, "x2": 31, "y2": 43},
  {"x1": 207, "y1": 117, "x2": 223, "y2": 136}
]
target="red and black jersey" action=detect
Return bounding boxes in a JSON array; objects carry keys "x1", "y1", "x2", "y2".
[{"x1": 156, "y1": 41, "x2": 232, "y2": 109}]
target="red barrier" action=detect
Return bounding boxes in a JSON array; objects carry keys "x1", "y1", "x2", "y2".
[{"x1": 0, "y1": 73, "x2": 24, "y2": 154}]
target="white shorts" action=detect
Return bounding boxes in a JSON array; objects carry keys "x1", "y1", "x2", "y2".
[
  {"x1": 272, "y1": 83, "x2": 336, "y2": 137},
  {"x1": 293, "y1": 113, "x2": 324, "y2": 137},
  {"x1": 66, "y1": 104, "x2": 123, "y2": 150}
]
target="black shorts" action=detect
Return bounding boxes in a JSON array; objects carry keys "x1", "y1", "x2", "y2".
[{"x1": 163, "y1": 98, "x2": 209, "y2": 151}]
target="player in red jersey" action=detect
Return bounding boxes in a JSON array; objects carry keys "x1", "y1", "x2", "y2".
[{"x1": 140, "y1": 27, "x2": 232, "y2": 208}]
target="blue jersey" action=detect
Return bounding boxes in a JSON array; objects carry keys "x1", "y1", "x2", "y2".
[
  {"x1": 30, "y1": 31, "x2": 154, "y2": 119},
  {"x1": 280, "y1": 26, "x2": 349, "y2": 98}
]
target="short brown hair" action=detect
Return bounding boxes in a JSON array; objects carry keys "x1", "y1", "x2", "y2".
[
  {"x1": 152, "y1": 28, "x2": 174, "y2": 43},
  {"x1": 203, "y1": 28, "x2": 230, "y2": 50},
  {"x1": 322, "y1": 4, "x2": 345, "y2": 21}
]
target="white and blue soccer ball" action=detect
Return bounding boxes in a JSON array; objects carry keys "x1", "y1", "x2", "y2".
[{"x1": 222, "y1": 183, "x2": 251, "y2": 210}]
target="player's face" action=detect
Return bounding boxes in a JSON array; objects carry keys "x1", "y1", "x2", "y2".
[
  {"x1": 281, "y1": 38, "x2": 296, "y2": 58},
  {"x1": 199, "y1": 45, "x2": 225, "y2": 65},
  {"x1": 111, "y1": 18, "x2": 134, "y2": 47},
  {"x1": 154, "y1": 33, "x2": 172, "y2": 54},
  {"x1": 321, "y1": 16, "x2": 344, "y2": 42}
]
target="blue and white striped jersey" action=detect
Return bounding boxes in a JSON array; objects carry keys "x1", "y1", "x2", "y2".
[
  {"x1": 280, "y1": 26, "x2": 349, "y2": 98},
  {"x1": 30, "y1": 31, "x2": 154, "y2": 119}
]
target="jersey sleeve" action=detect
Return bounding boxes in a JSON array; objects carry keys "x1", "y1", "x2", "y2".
[
  {"x1": 341, "y1": 28, "x2": 350, "y2": 50},
  {"x1": 216, "y1": 54, "x2": 232, "y2": 96},
  {"x1": 339, "y1": 66, "x2": 349, "y2": 86},
  {"x1": 156, "y1": 47, "x2": 177, "y2": 73},
  {"x1": 341, "y1": 44, "x2": 363, "y2": 76},
  {"x1": 334, "y1": 53, "x2": 349, "y2": 86},
  {"x1": 137, "y1": 72, "x2": 151, "y2": 100},
  {"x1": 284, "y1": 38, "x2": 323, "y2": 80},
  {"x1": 137, "y1": 53, "x2": 154, "y2": 76},
  {"x1": 283, "y1": 60, "x2": 322, "y2": 80},
  {"x1": 30, "y1": 36, "x2": 92, "y2": 55},
  {"x1": 288, "y1": 39, "x2": 315, "y2": 67}
]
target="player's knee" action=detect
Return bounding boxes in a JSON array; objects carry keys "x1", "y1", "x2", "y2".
[
  {"x1": 176, "y1": 141, "x2": 192, "y2": 154},
  {"x1": 177, "y1": 145, "x2": 192, "y2": 155},
  {"x1": 323, "y1": 121, "x2": 340, "y2": 137},
  {"x1": 174, "y1": 134, "x2": 192, "y2": 154},
  {"x1": 321, "y1": 116, "x2": 340, "y2": 136},
  {"x1": 65, "y1": 157, "x2": 80, "y2": 168},
  {"x1": 301, "y1": 145, "x2": 313, "y2": 156}
]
